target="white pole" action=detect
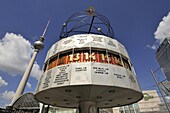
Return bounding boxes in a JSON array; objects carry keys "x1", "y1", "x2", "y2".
[{"x1": 11, "y1": 50, "x2": 38, "y2": 104}]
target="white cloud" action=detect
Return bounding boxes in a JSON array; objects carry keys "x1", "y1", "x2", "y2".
[
  {"x1": 27, "y1": 82, "x2": 32, "y2": 89},
  {"x1": 0, "y1": 33, "x2": 41, "y2": 80},
  {"x1": 0, "y1": 76, "x2": 8, "y2": 87},
  {"x1": 146, "y1": 45, "x2": 157, "y2": 50},
  {"x1": 146, "y1": 40, "x2": 160, "y2": 50},
  {"x1": 1, "y1": 90, "x2": 15, "y2": 100},
  {"x1": 154, "y1": 12, "x2": 170, "y2": 43},
  {"x1": 147, "y1": 12, "x2": 170, "y2": 50}
]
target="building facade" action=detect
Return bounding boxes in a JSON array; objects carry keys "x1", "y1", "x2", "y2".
[
  {"x1": 156, "y1": 38, "x2": 170, "y2": 81},
  {"x1": 112, "y1": 90, "x2": 162, "y2": 113}
]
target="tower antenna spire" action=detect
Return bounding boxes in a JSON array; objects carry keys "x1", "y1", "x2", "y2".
[
  {"x1": 39, "y1": 20, "x2": 50, "y2": 42},
  {"x1": 42, "y1": 20, "x2": 50, "y2": 37}
]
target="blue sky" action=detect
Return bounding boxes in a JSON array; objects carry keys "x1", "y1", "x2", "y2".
[{"x1": 0, "y1": 0, "x2": 170, "y2": 107}]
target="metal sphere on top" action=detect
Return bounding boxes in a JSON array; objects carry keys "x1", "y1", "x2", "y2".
[
  {"x1": 34, "y1": 36, "x2": 44, "y2": 51},
  {"x1": 86, "y1": 6, "x2": 95, "y2": 16},
  {"x1": 60, "y1": 7, "x2": 114, "y2": 39}
]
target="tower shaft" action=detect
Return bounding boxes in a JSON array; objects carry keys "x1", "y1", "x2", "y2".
[{"x1": 11, "y1": 50, "x2": 38, "y2": 104}]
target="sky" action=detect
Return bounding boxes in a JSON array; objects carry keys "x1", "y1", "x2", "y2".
[{"x1": 0, "y1": 0, "x2": 170, "y2": 107}]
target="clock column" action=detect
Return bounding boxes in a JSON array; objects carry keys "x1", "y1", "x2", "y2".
[{"x1": 79, "y1": 101, "x2": 98, "y2": 113}]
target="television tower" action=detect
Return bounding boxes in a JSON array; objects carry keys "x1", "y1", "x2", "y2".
[{"x1": 11, "y1": 21, "x2": 50, "y2": 105}]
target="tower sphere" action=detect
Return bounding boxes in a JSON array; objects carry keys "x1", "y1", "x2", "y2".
[{"x1": 34, "y1": 40, "x2": 44, "y2": 51}]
